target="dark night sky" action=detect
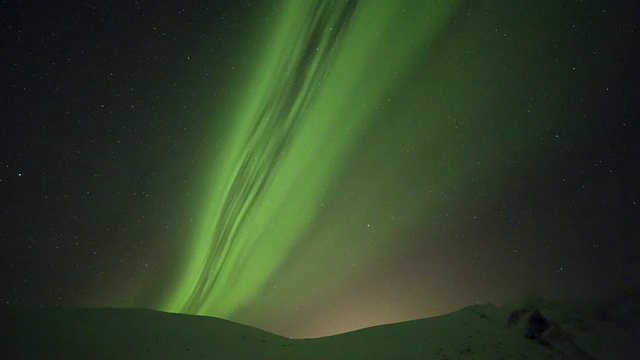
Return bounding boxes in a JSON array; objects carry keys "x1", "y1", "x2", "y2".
[{"x1": 2, "y1": 0, "x2": 639, "y2": 338}]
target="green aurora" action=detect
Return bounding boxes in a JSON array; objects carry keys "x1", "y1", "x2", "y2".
[
  {"x1": 162, "y1": 0, "x2": 465, "y2": 319},
  {"x1": 159, "y1": 0, "x2": 584, "y2": 333}
]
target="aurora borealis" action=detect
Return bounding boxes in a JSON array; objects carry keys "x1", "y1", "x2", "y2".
[
  {"x1": 164, "y1": 0, "x2": 462, "y2": 323},
  {"x1": 3, "y1": 0, "x2": 639, "y2": 338}
]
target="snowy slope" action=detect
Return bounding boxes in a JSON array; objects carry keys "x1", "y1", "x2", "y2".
[{"x1": 2, "y1": 290, "x2": 638, "y2": 359}]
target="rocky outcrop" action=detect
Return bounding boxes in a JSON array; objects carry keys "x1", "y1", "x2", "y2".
[
  {"x1": 506, "y1": 307, "x2": 594, "y2": 359},
  {"x1": 525, "y1": 310, "x2": 550, "y2": 343}
]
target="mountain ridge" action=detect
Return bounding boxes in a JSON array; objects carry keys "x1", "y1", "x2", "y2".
[{"x1": 2, "y1": 289, "x2": 639, "y2": 359}]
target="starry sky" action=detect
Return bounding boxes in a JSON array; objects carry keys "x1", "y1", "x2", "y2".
[{"x1": 2, "y1": 0, "x2": 639, "y2": 338}]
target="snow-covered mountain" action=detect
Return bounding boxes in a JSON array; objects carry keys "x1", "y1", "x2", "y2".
[{"x1": 2, "y1": 289, "x2": 638, "y2": 359}]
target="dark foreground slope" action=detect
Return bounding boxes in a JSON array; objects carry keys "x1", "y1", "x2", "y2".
[{"x1": 2, "y1": 290, "x2": 639, "y2": 359}]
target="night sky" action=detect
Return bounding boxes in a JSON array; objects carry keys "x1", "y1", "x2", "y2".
[{"x1": 2, "y1": 0, "x2": 639, "y2": 338}]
